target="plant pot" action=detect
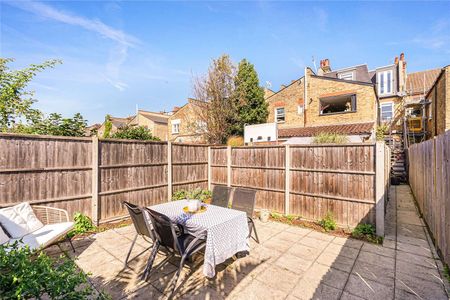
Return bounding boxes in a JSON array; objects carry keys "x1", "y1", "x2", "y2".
[
  {"x1": 202, "y1": 198, "x2": 212, "y2": 204},
  {"x1": 260, "y1": 209, "x2": 270, "y2": 223}
]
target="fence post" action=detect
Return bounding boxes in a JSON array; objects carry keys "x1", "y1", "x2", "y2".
[
  {"x1": 167, "y1": 142, "x2": 172, "y2": 201},
  {"x1": 227, "y1": 146, "x2": 232, "y2": 187},
  {"x1": 375, "y1": 141, "x2": 385, "y2": 236},
  {"x1": 91, "y1": 137, "x2": 99, "y2": 225},
  {"x1": 207, "y1": 146, "x2": 212, "y2": 191},
  {"x1": 285, "y1": 145, "x2": 290, "y2": 215}
]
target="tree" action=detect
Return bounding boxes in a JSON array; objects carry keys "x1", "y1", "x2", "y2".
[
  {"x1": 230, "y1": 59, "x2": 268, "y2": 135},
  {"x1": 102, "y1": 114, "x2": 112, "y2": 138},
  {"x1": 110, "y1": 125, "x2": 160, "y2": 141},
  {"x1": 13, "y1": 113, "x2": 87, "y2": 137},
  {"x1": 193, "y1": 54, "x2": 236, "y2": 144},
  {"x1": 0, "y1": 58, "x2": 61, "y2": 131}
]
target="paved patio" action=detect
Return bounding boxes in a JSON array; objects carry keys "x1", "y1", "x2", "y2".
[{"x1": 48, "y1": 185, "x2": 450, "y2": 299}]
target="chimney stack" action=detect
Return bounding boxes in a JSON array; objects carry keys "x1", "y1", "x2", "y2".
[
  {"x1": 318, "y1": 59, "x2": 331, "y2": 75},
  {"x1": 172, "y1": 106, "x2": 180, "y2": 113},
  {"x1": 397, "y1": 53, "x2": 407, "y2": 93}
]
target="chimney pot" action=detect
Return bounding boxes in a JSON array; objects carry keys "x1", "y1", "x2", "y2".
[
  {"x1": 394, "y1": 57, "x2": 399, "y2": 65},
  {"x1": 319, "y1": 58, "x2": 331, "y2": 74},
  {"x1": 400, "y1": 53, "x2": 405, "y2": 61}
]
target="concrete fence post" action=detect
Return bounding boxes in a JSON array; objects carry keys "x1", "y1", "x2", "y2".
[
  {"x1": 227, "y1": 146, "x2": 232, "y2": 187},
  {"x1": 167, "y1": 142, "x2": 172, "y2": 201},
  {"x1": 285, "y1": 145, "x2": 291, "y2": 215},
  {"x1": 91, "y1": 136, "x2": 99, "y2": 225},
  {"x1": 375, "y1": 141, "x2": 386, "y2": 236}
]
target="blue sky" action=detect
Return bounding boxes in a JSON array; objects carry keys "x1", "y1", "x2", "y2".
[{"x1": 1, "y1": 1, "x2": 449, "y2": 124}]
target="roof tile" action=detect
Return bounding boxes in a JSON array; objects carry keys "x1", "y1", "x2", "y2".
[{"x1": 278, "y1": 122, "x2": 374, "y2": 138}]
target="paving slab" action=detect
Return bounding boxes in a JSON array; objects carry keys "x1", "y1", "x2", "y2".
[{"x1": 344, "y1": 273, "x2": 394, "y2": 300}]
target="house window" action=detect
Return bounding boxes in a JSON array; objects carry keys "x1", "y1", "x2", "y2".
[
  {"x1": 298, "y1": 105, "x2": 304, "y2": 115},
  {"x1": 380, "y1": 102, "x2": 393, "y2": 121},
  {"x1": 275, "y1": 107, "x2": 285, "y2": 123},
  {"x1": 267, "y1": 136, "x2": 271, "y2": 141},
  {"x1": 250, "y1": 138, "x2": 253, "y2": 142},
  {"x1": 171, "y1": 119, "x2": 180, "y2": 134},
  {"x1": 339, "y1": 72, "x2": 354, "y2": 81},
  {"x1": 378, "y1": 70, "x2": 393, "y2": 96},
  {"x1": 320, "y1": 94, "x2": 357, "y2": 115}
]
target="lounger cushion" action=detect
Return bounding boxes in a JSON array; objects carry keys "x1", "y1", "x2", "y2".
[
  {"x1": 10, "y1": 222, "x2": 74, "y2": 251},
  {"x1": 0, "y1": 206, "x2": 29, "y2": 238},
  {"x1": 0, "y1": 226, "x2": 8, "y2": 245},
  {"x1": 15, "y1": 203, "x2": 44, "y2": 233},
  {"x1": 0, "y1": 203, "x2": 43, "y2": 238}
]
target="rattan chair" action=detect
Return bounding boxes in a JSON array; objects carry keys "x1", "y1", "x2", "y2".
[
  {"x1": 123, "y1": 201, "x2": 155, "y2": 267},
  {"x1": 211, "y1": 185, "x2": 232, "y2": 208},
  {"x1": 32, "y1": 205, "x2": 75, "y2": 252},
  {"x1": 143, "y1": 208, "x2": 206, "y2": 298},
  {"x1": 231, "y1": 188, "x2": 259, "y2": 243}
]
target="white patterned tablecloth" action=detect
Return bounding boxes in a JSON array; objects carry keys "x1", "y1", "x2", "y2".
[{"x1": 149, "y1": 200, "x2": 249, "y2": 277}]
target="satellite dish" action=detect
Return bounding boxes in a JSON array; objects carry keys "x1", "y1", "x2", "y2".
[{"x1": 266, "y1": 81, "x2": 272, "y2": 88}]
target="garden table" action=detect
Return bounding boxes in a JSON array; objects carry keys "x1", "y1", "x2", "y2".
[{"x1": 149, "y1": 199, "x2": 250, "y2": 277}]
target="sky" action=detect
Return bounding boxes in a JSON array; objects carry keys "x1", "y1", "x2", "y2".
[{"x1": 1, "y1": 1, "x2": 450, "y2": 125}]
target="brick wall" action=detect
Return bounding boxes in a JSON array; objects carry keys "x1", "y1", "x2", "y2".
[
  {"x1": 429, "y1": 67, "x2": 450, "y2": 137},
  {"x1": 168, "y1": 101, "x2": 205, "y2": 143}
]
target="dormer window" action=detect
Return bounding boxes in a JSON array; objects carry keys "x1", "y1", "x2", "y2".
[
  {"x1": 378, "y1": 70, "x2": 393, "y2": 96},
  {"x1": 339, "y1": 72, "x2": 354, "y2": 81}
]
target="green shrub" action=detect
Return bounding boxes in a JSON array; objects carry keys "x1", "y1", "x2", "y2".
[
  {"x1": 110, "y1": 125, "x2": 160, "y2": 141},
  {"x1": 352, "y1": 223, "x2": 382, "y2": 243},
  {"x1": 319, "y1": 212, "x2": 337, "y2": 231},
  {"x1": 376, "y1": 125, "x2": 388, "y2": 141},
  {"x1": 0, "y1": 241, "x2": 107, "y2": 299},
  {"x1": 68, "y1": 212, "x2": 96, "y2": 238},
  {"x1": 270, "y1": 212, "x2": 283, "y2": 220},
  {"x1": 172, "y1": 189, "x2": 212, "y2": 201},
  {"x1": 312, "y1": 132, "x2": 348, "y2": 144}
]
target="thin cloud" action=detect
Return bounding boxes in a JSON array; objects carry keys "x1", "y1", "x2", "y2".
[
  {"x1": 6, "y1": 0, "x2": 142, "y2": 92},
  {"x1": 313, "y1": 7, "x2": 328, "y2": 32},
  {"x1": 6, "y1": 0, "x2": 139, "y2": 47}
]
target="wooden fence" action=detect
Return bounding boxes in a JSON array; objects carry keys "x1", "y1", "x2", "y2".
[
  {"x1": 409, "y1": 131, "x2": 450, "y2": 265},
  {"x1": 211, "y1": 143, "x2": 390, "y2": 232},
  {"x1": 0, "y1": 133, "x2": 390, "y2": 233}
]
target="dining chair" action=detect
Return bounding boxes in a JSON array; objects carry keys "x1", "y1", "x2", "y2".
[
  {"x1": 231, "y1": 188, "x2": 259, "y2": 243},
  {"x1": 143, "y1": 208, "x2": 207, "y2": 298},
  {"x1": 211, "y1": 185, "x2": 232, "y2": 208},
  {"x1": 123, "y1": 201, "x2": 155, "y2": 267}
]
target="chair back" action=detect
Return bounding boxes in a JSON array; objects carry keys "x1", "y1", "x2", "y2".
[
  {"x1": 123, "y1": 201, "x2": 154, "y2": 240},
  {"x1": 212, "y1": 185, "x2": 232, "y2": 208},
  {"x1": 144, "y1": 208, "x2": 181, "y2": 253},
  {"x1": 231, "y1": 188, "x2": 257, "y2": 218}
]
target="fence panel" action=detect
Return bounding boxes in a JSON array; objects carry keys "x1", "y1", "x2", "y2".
[
  {"x1": 231, "y1": 146, "x2": 286, "y2": 213},
  {"x1": 210, "y1": 147, "x2": 228, "y2": 186},
  {"x1": 409, "y1": 132, "x2": 450, "y2": 265},
  {"x1": 171, "y1": 143, "x2": 208, "y2": 192},
  {"x1": 0, "y1": 134, "x2": 93, "y2": 219},
  {"x1": 98, "y1": 139, "x2": 168, "y2": 222},
  {"x1": 289, "y1": 144, "x2": 376, "y2": 227}
]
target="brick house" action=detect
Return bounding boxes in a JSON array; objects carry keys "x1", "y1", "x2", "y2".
[
  {"x1": 426, "y1": 65, "x2": 450, "y2": 137},
  {"x1": 168, "y1": 98, "x2": 207, "y2": 143},
  {"x1": 266, "y1": 62, "x2": 379, "y2": 143},
  {"x1": 96, "y1": 110, "x2": 170, "y2": 141},
  {"x1": 128, "y1": 110, "x2": 170, "y2": 141}
]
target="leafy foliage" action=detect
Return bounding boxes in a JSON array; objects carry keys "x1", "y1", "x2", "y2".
[
  {"x1": 13, "y1": 113, "x2": 87, "y2": 137},
  {"x1": 352, "y1": 223, "x2": 382, "y2": 244},
  {"x1": 0, "y1": 241, "x2": 106, "y2": 299},
  {"x1": 110, "y1": 125, "x2": 160, "y2": 141},
  {"x1": 229, "y1": 59, "x2": 268, "y2": 136},
  {"x1": 102, "y1": 115, "x2": 112, "y2": 138},
  {"x1": 227, "y1": 136, "x2": 244, "y2": 146},
  {"x1": 67, "y1": 212, "x2": 96, "y2": 238},
  {"x1": 313, "y1": 132, "x2": 348, "y2": 144},
  {"x1": 172, "y1": 189, "x2": 212, "y2": 202},
  {"x1": 193, "y1": 54, "x2": 236, "y2": 144},
  {"x1": 319, "y1": 212, "x2": 337, "y2": 232},
  {"x1": 0, "y1": 58, "x2": 61, "y2": 132},
  {"x1": 376, "y1": 124, "x2": 388, "y2": 141}
]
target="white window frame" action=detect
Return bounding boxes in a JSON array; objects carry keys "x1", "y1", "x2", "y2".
[
  {"x1": 171, "y1": 119, "x2": 180, "y2": 134},
  {"x1": 338, "y1": 72, "x2": 354, "y2": 81},
  {"x1": 378, "y1": 70, "x2": 393, "y2": 96},
  {"x1": 297, "y1": 105, "x2": 304, "y2": 115},
  {"x1": 275, "y1": 107, "x2": 285, "y2": 123},
  {"x1": 380, "y1": 102, "x2": 394, "y2": 121}
]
